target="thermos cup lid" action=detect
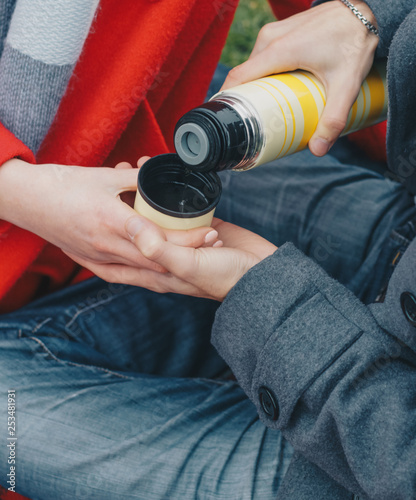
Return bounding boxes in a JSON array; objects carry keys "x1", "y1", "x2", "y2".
[
  {"x1": 174, "y1": 101, "x2": 248, "y2": 173},
  {"x1": 174, "y1": 123, "x2": 210, "y2": 166}
]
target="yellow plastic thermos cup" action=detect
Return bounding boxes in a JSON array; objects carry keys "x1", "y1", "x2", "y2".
[
  {"x1": 134, "y1": 154, "x2": 222, "y2": 230},
  {"x1": 174, "y1": 60, "x2": 387, "y2": 172}
]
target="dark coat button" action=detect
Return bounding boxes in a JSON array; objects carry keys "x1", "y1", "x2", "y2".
[
  {"x1": 258, "y1": 386, "x2": 279, "y2": 421},
  {"x1": 400, "y1": 292, "x2": 416, "y2": 327}
]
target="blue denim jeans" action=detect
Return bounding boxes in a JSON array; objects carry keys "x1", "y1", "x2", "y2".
[
  {"x1": 1, "y1": 278, "x2": 295, "y2": 499},
  {"x1": 2, "y1": 142, "x2": 416, "y2": 500}
]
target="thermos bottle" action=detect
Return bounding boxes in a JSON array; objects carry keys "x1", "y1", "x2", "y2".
[{"x1": 174, "y1": 60, "x2": 387, "y2": 172}]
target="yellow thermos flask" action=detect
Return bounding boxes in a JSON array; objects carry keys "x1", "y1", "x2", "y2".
[{"x1": 174, "y1": 60, "x2": 387, "y2": 172}]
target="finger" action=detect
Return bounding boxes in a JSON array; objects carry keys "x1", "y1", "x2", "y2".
[
  {"x1": 109, "y1": 167, "x2": 140, "y2": 191},
  {"x1": 249, "y1": 8, "x2": 317, "y2": 59},
  {"x1": 73, "y1": 258, "x2": 203, "y2": 296},
  {"x1": 164, "y1": 226, "x2": 219, "y2": 248},
  {"x1": 309, "y1": 75, "x2": 361, "y2": 156},
  {"x1": 127, "y1": 216, "x2": 199, "y2": 280},
  {"x1": 211, "y1": 217, "x2": 223, "y2": 228},
  {"x1": 104, "y1": 194, "x2": 143, "y2": 240},
  {"x1": 110, "y1": 168, "x2": 140, "y2": 195},
  {"x1": 136, "y1": 156, "x2": 151, "y2": 168},
  {"x1": 221, "y1": 43, "x2": 299, "y2": 91},
  {"x1": 126, "y1": 214, "x2": 219, "y2": 248},
  {"x1": 249, "y1": 21, "x2": 289, "y2": 59},
  {"x1": 64, "y1": 242, "x2": 167, "y2": 273},
  {"x1": 114, "y1": 161, "x2": 133, "y2": 169},
  {"x1": 97, "y1": 238, "x2": 168, "y2": 272}
]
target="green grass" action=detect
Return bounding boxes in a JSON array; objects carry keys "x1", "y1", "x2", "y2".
[{"x1": 220, "y1": 0, "x2": 276, "y2": 68}]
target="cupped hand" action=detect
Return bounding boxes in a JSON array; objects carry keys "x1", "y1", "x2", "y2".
[
  {"x1": 221, "y1": 1, "x2": 379, "y2": 156},
  {"x1": 0, "y1": 158, "x2": 219, "y2": 283},
  {"x1": 123, "y1": 216, "x2": 277, "y2": 301}
]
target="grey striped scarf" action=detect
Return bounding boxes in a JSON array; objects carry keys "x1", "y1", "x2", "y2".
[{"x1": 0, "y1": 0, "x2": 100, "y2": 153}]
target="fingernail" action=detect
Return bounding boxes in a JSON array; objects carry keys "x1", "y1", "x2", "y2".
[
  {"x1": 126, "y1": 217, "x2": 144, "y2": 239},
  {"x1": 213, "y1": 240, "x2": 223, "y2": 248},
  {"x1": 204, "y1": 230, "x2": 218, "y2": 244},
  {"x1": 311, "y1": 138, "x2": 330, "y2": 156}
]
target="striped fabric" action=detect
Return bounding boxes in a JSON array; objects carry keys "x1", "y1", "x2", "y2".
[{"x1": 0, "y1": 0, "x2": 100, "y2": 152}]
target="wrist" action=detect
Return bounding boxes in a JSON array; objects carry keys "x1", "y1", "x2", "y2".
[
  {"x1": 353, "y1": 1, "x2": 378, "y2": 29},
  {"x1": 339, "y1": 0, "x2": 379, "y2": 38},
  {"x1": 0, "y1": 158, "x2": 26, "y2": 219},
  {"x1": 0, "y1": 158, "x2": 42, "y2": 226},
  {"x1": 333, "y1": 0, "x2": 379, "y2": 58}
]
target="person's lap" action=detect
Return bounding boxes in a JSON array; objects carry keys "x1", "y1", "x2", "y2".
[
  {"x1": 2, "y1": 141, "x2": 416, "y2": 499},
  {"x1": 0, "y1": 281, "x2": 292, "y2": 499}
]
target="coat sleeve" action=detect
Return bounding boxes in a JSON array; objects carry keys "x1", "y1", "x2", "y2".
[
  {"x1": 276, "y1": 452, "x2": 353, "y2": 500},
  {"x1": 212, "y1": 243, "x2": 416, "y2": 500},
  {"x1": 359, "y1": 0, "x2": 416, "y2": 56},
  {"x1": 0, "y1": 121, "x2": 35, "y2": 166},
  {"x1": 312, "y1": 0, "x2": 416, "y2": 57}
]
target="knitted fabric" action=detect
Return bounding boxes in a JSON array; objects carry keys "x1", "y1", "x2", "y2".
[{"x1": 0, "y1": 0, "x2": 100, "y2": 152}]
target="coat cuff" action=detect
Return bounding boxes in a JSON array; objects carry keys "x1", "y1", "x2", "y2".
[
  {"x1": 312, "y1": 0, "x2": 416, "y2": 58},
  {"x1": 0, "y1": 121, "x2": 35, "y2": 166},
  {"x1": 212, "y1": 243, "x2": 369, "y2": 428},
  {"x1": 360, "y1": 0, "x2": 416, "y2": 57}
]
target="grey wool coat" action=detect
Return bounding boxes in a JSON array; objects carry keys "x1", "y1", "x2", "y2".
[{"x1": 212, "y1": 1, "x2": 416, "y2": 499}]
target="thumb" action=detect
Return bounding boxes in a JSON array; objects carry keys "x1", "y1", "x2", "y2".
[
  {"x1": 309, "y1": 78, "x2": 360, "y2": 156},
  {"x1": 113, "y1": 167, "x2": 140, "y2": 194},
  {"x1": 137, "y1": 156, "x2": 151, "y2": 168},
  {"x1": 221, "y1": 47, "x2": 296, "y2": 91},
  {"x1": 114, "y1": 161, "x2": 133, "y2": 170},
  {"x1": 126, "y1": 216, "x2": 197, "y2": 277}
]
